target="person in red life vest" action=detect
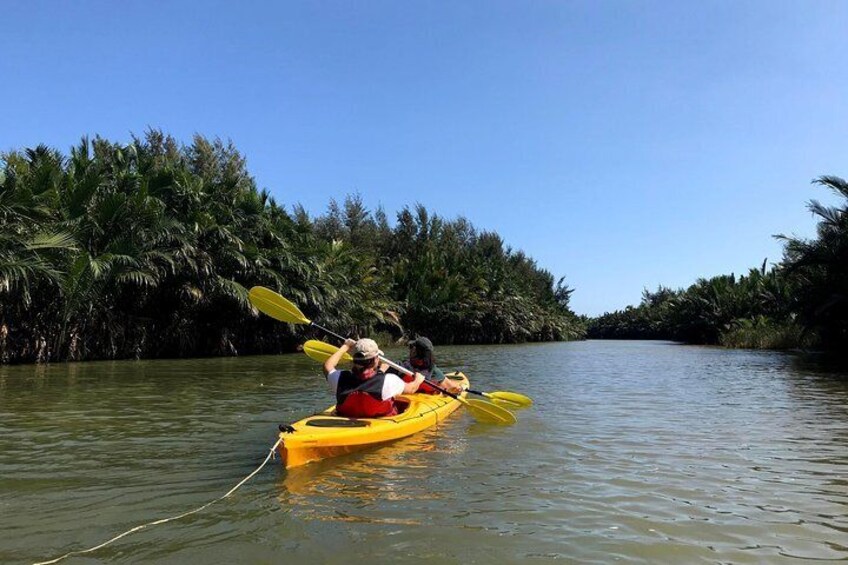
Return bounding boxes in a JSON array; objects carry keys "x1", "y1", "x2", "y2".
[
  {"x1": 401, "y1": 336, "x2": 463, "y2": 395},
  {"x1": 323, "y1": 338, "x2": 425, "y2": 418}
]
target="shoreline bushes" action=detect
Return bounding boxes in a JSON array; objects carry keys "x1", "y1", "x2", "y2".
[
  {"x1": 588, "y1": 176, "x2": 848, "y2": 354},
  {"x1": 0, "y1": 132, "x2": 584, "y2": 364}
]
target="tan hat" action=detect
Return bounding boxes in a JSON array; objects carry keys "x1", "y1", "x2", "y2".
[{"x1": 352, "y1": 338, "x2": 383, "y2": 361}]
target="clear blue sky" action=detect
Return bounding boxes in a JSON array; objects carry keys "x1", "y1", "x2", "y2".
[{"x1": 3, "y1": 1, "x2": 847, "y2": 316}]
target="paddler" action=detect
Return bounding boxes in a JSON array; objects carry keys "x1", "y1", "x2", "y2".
[
  {"x1": 323, "y1": 338, "x2": 425, "y2": 417},
  {"x1": 402, "y1": 336, "x2": 463, "y2": 394}
]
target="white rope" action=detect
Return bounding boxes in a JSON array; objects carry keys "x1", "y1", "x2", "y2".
[{"x1": 33, "y1": 438, "x2": 283, "y2": 565}]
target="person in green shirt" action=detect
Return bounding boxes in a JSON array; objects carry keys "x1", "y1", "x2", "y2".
[{"x1": 401, "y1": 336, "x2": 463, "y2": 394}]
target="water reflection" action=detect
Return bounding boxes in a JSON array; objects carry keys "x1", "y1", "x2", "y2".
[{"x1": 277, "y1": 428, "x2": 467, "y2": 525}]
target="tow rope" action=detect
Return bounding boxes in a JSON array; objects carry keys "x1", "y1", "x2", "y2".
[{"x1": 33, "y1": 438, "x2": 283, "y2": 565}]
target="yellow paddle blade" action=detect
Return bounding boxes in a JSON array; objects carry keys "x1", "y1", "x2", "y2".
[
  {"x1": 484, "y1": 391, "x2": 533, "y2": 408},
  {"x1": 462, "y1": 398, "x2": 517, "y2": 425},
  {"x1": 486, "y1": 396, "x2": 529, "y2": 409},
  {"x1": 248, "y1": 286, "x2": 311, "y2": 325},
  {"x1": 303, "y1": 340, "x2": 352, "y2": 363}
]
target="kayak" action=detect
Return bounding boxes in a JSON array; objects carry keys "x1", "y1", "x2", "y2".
[{"x1": 277, "y1": 372, "x2": 469, "y2": 469}]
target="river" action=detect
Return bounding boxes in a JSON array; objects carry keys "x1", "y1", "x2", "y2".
[{"x1": 2, "y1": 340, "x2": 847, "y2": 563}]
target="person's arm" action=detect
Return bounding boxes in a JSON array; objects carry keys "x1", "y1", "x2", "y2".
[
  {"x1": 440, "y1": 376, "x2": 463, "y2": 394},
  {"x1": 324, "y1": 338, "x2": 355, "y2": 376},
  {"x1": 429, "y1": 366, "x2": 461, "y2": 394},
  {"x1": 402, "y1": 372, "x2": 425, "y2": 394},
  {"x1": 380, "y1": 373, "x2": 421, "y2": 400}
]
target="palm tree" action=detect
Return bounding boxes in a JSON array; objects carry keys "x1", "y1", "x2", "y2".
[{"x1": 779, "y1": 175, "x2": 848, "y2": 349}]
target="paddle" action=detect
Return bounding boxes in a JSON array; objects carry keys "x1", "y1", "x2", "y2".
[
  {"x1": 469, "y1": 389, "x2": 532, "y2": 409},
  {"x1": 303, "y1": 340, "x2": 531, "y2": 409},
  {"x1": 249, "y1": 286, "x2": 516, "y2": 425}
]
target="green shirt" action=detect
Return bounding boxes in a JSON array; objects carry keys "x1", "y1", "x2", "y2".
[{"x1": 430, "y1": 365, "x2": 446, "y2": 382}]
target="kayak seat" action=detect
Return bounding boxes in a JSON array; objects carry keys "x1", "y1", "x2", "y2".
[
  {"x1": 393, "y1": 398, "x2": 410, "y2": 415},
  {"x1": 306, "y1": 418, "x2": 371, "y2": 428}
]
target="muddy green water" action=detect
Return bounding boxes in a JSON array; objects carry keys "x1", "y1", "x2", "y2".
[{"x1": 2, "y1": 341, "x2": 848, "y2": 564}]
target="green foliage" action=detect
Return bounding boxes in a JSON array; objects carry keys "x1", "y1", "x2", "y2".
[
  {"x1": 588, "y1": 174, "x2": 848, "y2": 353},
  {"x1": 311, "y1": 200, "x2": 585, "y2": 344},
  {"x1": 588, "y1": 286, "x2": 679, "y2": 340},
  {"x1": 778, "y1": 176, "x2": 848, "y2": 351},
  {"x1": 719, "y1": 316, "x2": 814, "y2": 350},
  {"x1": 667, "y1": 266, "x2": 796, "y2": 345},
  {"x1": 0, "y1": 132, "x2": 583, "y2": 363},
  {"x1": 588, "y1": 267, "x2": 807, "y2": 349}
]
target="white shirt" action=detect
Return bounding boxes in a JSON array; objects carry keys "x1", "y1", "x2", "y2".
[{"x1": 326, "y1": 370, "x2": 406, "y2": 401}]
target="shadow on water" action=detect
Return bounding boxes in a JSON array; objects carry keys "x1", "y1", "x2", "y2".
[{"x1": 790, "y1": 350, "x2": 848, "y2": 379}]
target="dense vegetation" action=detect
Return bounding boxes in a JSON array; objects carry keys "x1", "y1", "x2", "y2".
[
  {"x1": 588, "y1": 176, "x2": 848, "y2": 352},
  {"x1": 0, "y1": 132, "x2": 584, "y2": 364}
]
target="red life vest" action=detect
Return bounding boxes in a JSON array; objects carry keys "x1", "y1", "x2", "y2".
[{"x1": 336, "y1": 370, "x2": 398, "y2": 418}]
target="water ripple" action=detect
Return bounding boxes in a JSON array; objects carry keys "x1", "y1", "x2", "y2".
[{"x1": 3, "y1": 343, "x2": 848, "y2": 563}]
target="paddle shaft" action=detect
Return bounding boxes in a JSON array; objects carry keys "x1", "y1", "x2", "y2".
[
  {"x1": 311, "y1": 322, "x2": 464, "y2": 401},
  {"x1": 379, "y1": 356, "x2": 465, "y2": 401},
  {"x1": 310, "y1": 322, "x2": 347, "y2": 346}
]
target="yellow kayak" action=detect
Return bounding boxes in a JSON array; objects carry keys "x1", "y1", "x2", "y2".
[{"x1": 277, "y1": 372, "x2": 469, "y2": 469}]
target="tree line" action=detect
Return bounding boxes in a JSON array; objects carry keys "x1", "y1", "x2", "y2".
[
  {"x1": 588, "y1": 176, "x2": 848, "y2": 353},
  {"x1": 0, "y1": 132, "x2": 585, "y2": 364}
]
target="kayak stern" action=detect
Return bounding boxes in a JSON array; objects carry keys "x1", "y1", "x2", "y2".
[{"x1": 278, "y1": 372, "x2": 468, "y2": 469}]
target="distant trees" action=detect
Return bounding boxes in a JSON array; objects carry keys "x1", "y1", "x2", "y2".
[
  {"x1": 589, "y1": 175, "x2": 848, "y2": 353},
  {"x1": 587, "y1": 287, "x2": 679, "y2": 341},
  {"x1": 311, "y1": 197, "x2": 584, "y2": 344},
  {"x1": 0, "y1": 132, "x2": 583, "y2": 364},
  {"x1": 589, "y1": 265, "x2": 809, "y2": 349}
]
